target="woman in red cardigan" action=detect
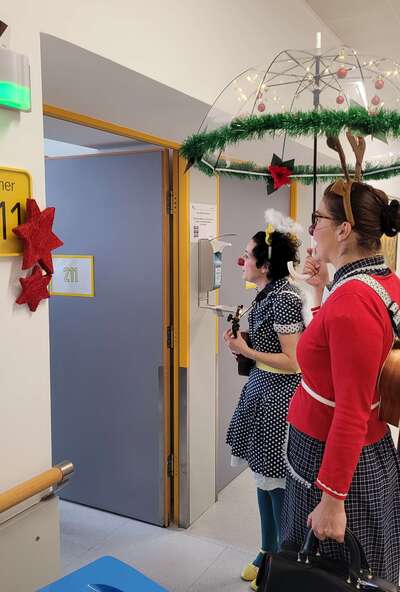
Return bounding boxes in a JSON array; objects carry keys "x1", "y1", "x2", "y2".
[{"x1": 281, "y1": 180, "x2": 400, "y2": 584}]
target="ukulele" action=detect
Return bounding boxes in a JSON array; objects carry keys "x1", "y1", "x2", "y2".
[
  {"x1": 227, "y1": 305, "x2": 243, "y2": 338},
  {"x1": 227, "y1": 305, "x2": 254, "y2": 376}
]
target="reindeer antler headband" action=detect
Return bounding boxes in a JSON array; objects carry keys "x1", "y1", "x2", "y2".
[{"x1": 326, "y1": 131, "x2": 366, "y2": 227}]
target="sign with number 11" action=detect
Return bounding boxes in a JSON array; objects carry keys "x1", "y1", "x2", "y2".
[{"x1": 0, "y1": 167, "x2": 31, "y2": 256}]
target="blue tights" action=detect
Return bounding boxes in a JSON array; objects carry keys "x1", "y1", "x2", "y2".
[{"x1": 253, "y1": 487, "x2": 285, "y2": 568}]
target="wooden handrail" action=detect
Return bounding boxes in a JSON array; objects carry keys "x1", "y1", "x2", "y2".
[{"x1": 0, "y1": 461, "x2": 74, "y2": 513}]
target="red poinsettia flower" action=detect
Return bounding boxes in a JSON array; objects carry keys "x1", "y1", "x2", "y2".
[{"x1": 268, "y1": 165, "x2": 292, "y2": 189}]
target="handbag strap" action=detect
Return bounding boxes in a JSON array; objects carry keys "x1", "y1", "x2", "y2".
[
  {"x1": 300, "y1": 528, "x2": 371, "y2": 581},
  {"x1": 330, "y1": 273, "x2": 400, "y2": 338}
]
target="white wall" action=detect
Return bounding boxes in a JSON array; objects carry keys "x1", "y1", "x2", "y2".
[
  {"x1": 0, "y1": 0, "x2": 338, "y2": 532},
  {"x1": 1, "y1": 6, "x2": 52, "y2": 492},
  {"x1": 296, "y1": 182, "x2": 320, "y2": 264},
  {"x1": 0, "y1": 498, "x2": 60, "y2": 591},
  {"x1": 0, "y1": 5, "x2": 59, "y2": 589},
  {"x1": 297, "y1": 177, "x2": 400, "y2": 265},
  {"x1": 34, "y1": 0, "x2": 339, "y2": 106},
  {"x1": 188, "y1": 169, "x2": 218, "y2": 523}
]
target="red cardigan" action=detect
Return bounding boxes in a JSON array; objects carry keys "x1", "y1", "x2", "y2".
[{"x1": 288, "y1": 273, "x2": 400, "y2": 500}]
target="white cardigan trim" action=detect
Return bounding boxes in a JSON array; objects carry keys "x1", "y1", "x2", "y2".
[
  {"x1": 301, "y1": 380, "x2": 380, "y2": 410},
  {"x1": 316, "y1": 478, "x2": 347, "y2": 498}
]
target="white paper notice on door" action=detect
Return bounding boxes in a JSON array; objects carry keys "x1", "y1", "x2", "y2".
[{"x1": 190, "y1": 202, "x2": 217, "y2": 243}]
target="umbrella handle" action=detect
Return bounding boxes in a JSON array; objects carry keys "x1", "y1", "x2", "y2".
[
  {"x1": 287, "y1": 238, "x2": 316, "y2": 282},
  {"x1": 287, "y1": 260, "x2": 312, "y2": 281}
]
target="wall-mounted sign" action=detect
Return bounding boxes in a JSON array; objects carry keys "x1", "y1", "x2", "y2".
[
  {"x1": 190, "y1": 202, "x2": 217, "y2": 242},
  {"x1": 50, "y1": 255, "x2": 95, "y2": 298},
  {"x1": 0, "y1": 47, "x2": 31, "y2": 112},
  {"x1": 0, "y1": 166, "x2": 31, "y2": 256}
]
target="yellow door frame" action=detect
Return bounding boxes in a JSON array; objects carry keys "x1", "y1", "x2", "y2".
[
  {"x1": 43, "y1": 104, "x2": 183, "y2": 526},
  {"x1": 43, "y1": 105, "x2": 296, "y2": 526},
  {"x1": 43, "y1": 105, "x2": 181, "y2": 150}
]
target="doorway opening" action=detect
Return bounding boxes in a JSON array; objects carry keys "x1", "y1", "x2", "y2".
[{"x1": 44, "y1": 111, "x2": 180, "y2": 528}]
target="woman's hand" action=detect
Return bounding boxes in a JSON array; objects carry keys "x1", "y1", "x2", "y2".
[
  {"x1": 304, "y1": 248, "x2": 329, "y2": 290},
  {"x1": 307, "y1": 493, "x2": 347, "y2": 543},
  {"x1": 223, "y1": 329, "x2": 250, "y2": 356}
]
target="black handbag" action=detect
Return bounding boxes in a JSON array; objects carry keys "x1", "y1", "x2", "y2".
[{"x1": 256, "y1": 528, "x2": 399, "y2": 592}]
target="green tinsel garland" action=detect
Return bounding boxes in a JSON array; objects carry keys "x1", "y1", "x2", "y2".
[
  {"x1": 197, "y1": 157, "x2": 400, "y2": 186},
  {"x1": 181, "y1": 107, "x2": 400, "y2": 185}
]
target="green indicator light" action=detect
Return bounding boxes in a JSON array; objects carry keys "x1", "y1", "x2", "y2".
[{"x1": 0, "y1": 81, "x2": 31, "y2": 111}]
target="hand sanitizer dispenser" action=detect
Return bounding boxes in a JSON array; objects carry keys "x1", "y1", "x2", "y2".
[{"x1": 198, "y1": 236, "x2": 236, "y2": 315}]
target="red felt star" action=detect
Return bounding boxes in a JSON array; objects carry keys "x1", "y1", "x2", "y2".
[
  {"x1": 268, "y1": 165, "x2": 292, "y2": 190},
  {"x1": 12, "y1": 198, "x2": 63, "y2": 273},
  {"x1": 26, "y1": 197, "x2": 41, "y2": 219},
  {"x1": 16, "y1": 265, "x2": 51, "y2": 312}
]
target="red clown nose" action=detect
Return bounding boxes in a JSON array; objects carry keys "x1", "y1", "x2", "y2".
[{"x1": 237, "y1": 257, "x2": 245, "y2": 267}]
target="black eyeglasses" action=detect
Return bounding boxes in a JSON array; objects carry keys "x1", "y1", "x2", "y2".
[
  {"x1": 309, "y1": 212, "x2": 336, "y2": 236},
  {"x1": 310, "y1": 212, "x2": 336, "y2": 227}
]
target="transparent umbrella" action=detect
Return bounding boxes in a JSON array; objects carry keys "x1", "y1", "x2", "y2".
[{"x1": 182, "y1": 37, "x2": 400, "y2": 213}]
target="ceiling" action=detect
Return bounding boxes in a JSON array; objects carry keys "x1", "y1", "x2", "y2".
[
  {"x1": 40, "y1": 34, "x2": 339, "y2": 166},
  {"x1": 306, "y1": 0, "x2": 400, "y2": 61},
  {"x1": 42, "y1": 12, "x2": 400, "y2": 168},
  {"x1": 43, "y1": 116, "x2": 158, "y2": 157},
  {"x1": 43, "y1": 116, "x2": 145, "y2": 148},
  {"x1": 40, "y1": 34, "x2": 210, "y2": 146}
]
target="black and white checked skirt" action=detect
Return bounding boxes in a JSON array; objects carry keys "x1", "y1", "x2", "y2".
[{"x1": 281, "y1": 426, "x2": 400, "y2": 584}]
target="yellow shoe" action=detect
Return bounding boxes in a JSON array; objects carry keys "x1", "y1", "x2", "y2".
[
  {"x1": 240, "y1": 562, "x2": 258, "y2": 582},
  {"x1": 250, "y1": 578, "x2": 258, "y2": 591}
]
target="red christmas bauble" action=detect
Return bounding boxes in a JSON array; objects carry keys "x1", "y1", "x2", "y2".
[
  {"x1": 337, "y1": 67, "x2": 348, "y2": 79},
  {"x1": 371, "y1": 95, "x2": 381, "y2": 106},
  {"x1": 375, "y1": 79, "x2": 384, "y2": 90},
  {"x1": 336, "y1": 95, "x2": 345, "y2": 105},
  {"x1": 257, "y1": 102, "x2": 266, "y2": 112},
  {"x1": 237, "y1": 257, "x2": 245, "y2": 267}
]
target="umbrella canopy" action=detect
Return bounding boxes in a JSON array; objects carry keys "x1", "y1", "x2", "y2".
[{"x1": 181, "y1": 45, "x2": 400, "y2": 194}]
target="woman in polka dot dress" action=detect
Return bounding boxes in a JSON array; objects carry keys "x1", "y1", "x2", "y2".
[{"x1": 224, "y1": 215, "x2": 305, "y2": 590}]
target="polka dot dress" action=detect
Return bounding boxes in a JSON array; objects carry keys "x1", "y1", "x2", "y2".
[{"x1": 226, "y1": 278, "x2": 304, "y2": 480}]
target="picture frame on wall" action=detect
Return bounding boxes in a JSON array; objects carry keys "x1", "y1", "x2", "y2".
[{"x1": 50, "y1": 255, "x2": 95, "y2": 297}]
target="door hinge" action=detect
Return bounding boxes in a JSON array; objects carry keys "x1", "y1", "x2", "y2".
[
  {"x1": 167, "y1": 326, "x2": 174, "y2": 349},
  {"x1": 167, "y1": 190, "x2": 175, "y2": 215},
  {"x1": 167, "y1": 453, "x2": 174, "y2": 478}
]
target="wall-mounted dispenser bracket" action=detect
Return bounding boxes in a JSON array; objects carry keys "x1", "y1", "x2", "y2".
[{"x1": 198, "y1": 235, "x2": 237, "y2": 316}]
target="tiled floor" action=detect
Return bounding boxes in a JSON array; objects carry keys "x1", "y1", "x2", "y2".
[{"x1": 60, "y1": 469, "x2": 259, "y2": 591}]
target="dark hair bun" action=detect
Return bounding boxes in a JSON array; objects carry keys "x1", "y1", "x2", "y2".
[
  {"x1": 381, "y1": 199, "x2": 400, "y2": 238},
  {"x1": 252, "y1": 230, "x2": 300, "y2": 282},
  {"x1": 324, "y1": 182, "x2": 399, "y2": 250}
]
